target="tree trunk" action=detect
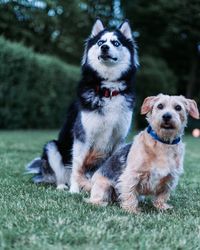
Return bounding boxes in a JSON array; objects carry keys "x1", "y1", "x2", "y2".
[{"x1": 186, "y1": 56, "x2": 198, "y2": 98}]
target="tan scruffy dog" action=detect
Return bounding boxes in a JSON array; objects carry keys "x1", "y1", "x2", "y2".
[{"x1": 87, "y1": 94, "x2": 199, "y2": 213}]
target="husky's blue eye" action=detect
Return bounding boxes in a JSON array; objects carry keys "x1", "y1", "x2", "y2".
[
  {"x1": 97, "y1": 40, "x2": 104, "y2": 46},
  {"x1": 112, "y1": 41, "x2": 120, "y2": 47}
]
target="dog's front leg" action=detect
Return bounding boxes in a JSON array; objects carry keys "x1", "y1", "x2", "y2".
[
  {"x1": 120, "y1": 190, "x2": 140, "y2": 214},
  {"x1": 70, "y1": 140, "x2": 91, "y2": 193},
  {"x1": 118, "y1": 173, "x2": 140, "y2": 213}
]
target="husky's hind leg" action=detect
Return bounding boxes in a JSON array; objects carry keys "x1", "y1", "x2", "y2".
[
  {"x1": 46, "y1": 141, "x2": 68, "y2": 190},
  {"x1": 87, "y1": 172, "x2": 112, "y2": 206}
]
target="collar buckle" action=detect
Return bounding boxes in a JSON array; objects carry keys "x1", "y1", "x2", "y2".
[{"x1": 96, "y1": 85, "x2": 120, "y2": 98}]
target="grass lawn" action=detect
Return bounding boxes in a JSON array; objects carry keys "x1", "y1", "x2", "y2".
[{"x1": 0, "y1": 130, "x2": 200, "y2": 250}]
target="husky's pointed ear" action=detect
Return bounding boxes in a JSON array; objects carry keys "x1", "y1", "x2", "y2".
[
  {"x1": 91, "y1": 18, "x2": 104, "y2": 37},
  {"x1": 119, "y1": 20, "x2": 132, "y2": 40}
]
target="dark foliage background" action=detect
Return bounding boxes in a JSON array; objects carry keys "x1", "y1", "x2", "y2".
[
  {"x1": 0, "y1": 0, "x2": 199, "y2": 129},
  {"x1": 0, "y1": 37, "x2": 79, "y2": 129}
]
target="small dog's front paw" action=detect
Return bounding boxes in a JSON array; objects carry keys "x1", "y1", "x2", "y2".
[
  {"x1": 85, "y1": 198, "x2": 108, "y2": 206},
  {"x1": 121, "y1": 204, "x2": 141, "y2": 214},
  {"x1": 57, "y1": 184, "x2": 68, "y2": 190},
  {"x1": 154, "y1": 202, "x2": 173, "y2": 211}
]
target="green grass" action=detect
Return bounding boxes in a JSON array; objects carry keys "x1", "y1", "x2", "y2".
[{"x1": 0, "y1": 131, "x2": 200, "y2": 250}]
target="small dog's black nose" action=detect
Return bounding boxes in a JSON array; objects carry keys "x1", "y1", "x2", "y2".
[
  {"x1": 162, "y1": 113, "x2": 172, "y2": 122},
  {"x1": 101, "y1": 44, "x2": 109, "y2": 53}
]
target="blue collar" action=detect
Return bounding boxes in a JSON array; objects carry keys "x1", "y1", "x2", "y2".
[{"x1": 147, "y1": 126, "x2": 181, "y2": 145}]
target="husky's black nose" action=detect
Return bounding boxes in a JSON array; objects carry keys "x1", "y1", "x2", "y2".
[
  {"x1": 101, "y1": 44, "x2": 109, "y2": 53},
  {"x1": 162, "y1": 113, "x2": 172, "y2": 122}
]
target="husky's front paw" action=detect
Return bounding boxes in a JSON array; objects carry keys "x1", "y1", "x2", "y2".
[
  {"x1": 57, "y1": 184, "x2": 68, "y2": 190},
  {"x1": 69, "y1": 183, "x2": 80, "y2": 193}
]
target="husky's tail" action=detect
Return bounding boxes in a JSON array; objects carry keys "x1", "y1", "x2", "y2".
[
  {"x1": 26, "y1": 156, "x2": 56, "y2": 184},
  {"x1": 26, "y1": 102, "x2": 78, "y2": 187}
]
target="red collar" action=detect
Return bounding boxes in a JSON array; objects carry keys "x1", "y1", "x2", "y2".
[{"x1": 95, "y1": 85, "x2": 120, "y2": 98}]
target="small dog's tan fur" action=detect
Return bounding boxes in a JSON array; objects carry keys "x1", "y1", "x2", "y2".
[{"x1": 88, "y1": 94, "x2": 199, "y2": 213}]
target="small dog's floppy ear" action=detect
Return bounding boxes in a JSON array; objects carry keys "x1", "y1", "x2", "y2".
[
  {"x1": 141, "y1": 96, "x2": 157, "y2": 115},
  {"x1": 91, "y1": 18, "x2": 104, "y2": 37},
  {"x1": 186, "y1": 99, "x2": 200, "y2": 119},
  {"x1": 119, "y1": 20, "x2": 133, "y2": 40}
]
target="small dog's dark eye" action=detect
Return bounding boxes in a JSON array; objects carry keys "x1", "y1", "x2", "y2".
[
  {"x1": 157, "y1": 103, "x2": 164, "y2": 109},
  {"x1": 97, "y1": 40, "x2": 104, "y2": 46},
  {"x1": 175, "y1": 105, "x2": 182, "y2": 111},
  {"x1": 112, "y1": 41, "x2": 120, "y2": 47}
]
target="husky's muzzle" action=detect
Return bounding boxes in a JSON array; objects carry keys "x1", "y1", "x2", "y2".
[{"x1": 98, "y1": 45, "x2": 118, "y2": 62}]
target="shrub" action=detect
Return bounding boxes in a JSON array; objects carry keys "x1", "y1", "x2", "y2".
[{"x1": 0, "y1": 37, "x2": 80, "y2": 129}]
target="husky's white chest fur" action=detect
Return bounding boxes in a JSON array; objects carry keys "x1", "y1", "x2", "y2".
[{"x1": 81, "y1": 92, "x2": 132, "y2": 153}]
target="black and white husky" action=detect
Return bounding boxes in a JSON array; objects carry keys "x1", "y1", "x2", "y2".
[{"x1": 26, "y1": 19, "x2": 139, "y2": 193}]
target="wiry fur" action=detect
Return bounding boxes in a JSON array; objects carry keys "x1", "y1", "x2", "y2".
[
  {"x1": 88, "y1": 94, "x2": 199, "y2": 213},
  {"x1": 26, "y1": 19, "x2": 138, "y2": 192}
]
